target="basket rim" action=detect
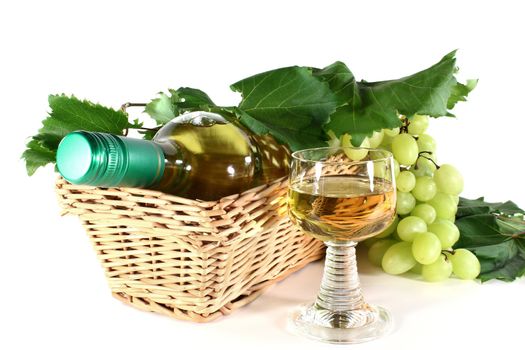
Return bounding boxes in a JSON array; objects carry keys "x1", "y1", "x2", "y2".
[{"x1": 55, "y1": 175, "x2": 288, "y2": 206}]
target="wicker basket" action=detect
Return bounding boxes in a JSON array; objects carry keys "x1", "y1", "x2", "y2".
[{"x1": 55, "y1": 176, "x2": 324, "y2": 322}]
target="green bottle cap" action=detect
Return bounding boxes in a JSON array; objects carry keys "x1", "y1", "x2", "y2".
[{"x1": 56, "y1": 131, "x2": 165, "y2": 188}]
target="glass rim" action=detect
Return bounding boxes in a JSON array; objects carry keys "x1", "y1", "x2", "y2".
[{"x1": 291, "y1": 146, "x2": 393, "y2": 165}]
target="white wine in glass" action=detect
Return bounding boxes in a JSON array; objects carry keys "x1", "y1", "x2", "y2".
[{"x1": 289, "y1": 175, "x2": 395, "y2": 242}]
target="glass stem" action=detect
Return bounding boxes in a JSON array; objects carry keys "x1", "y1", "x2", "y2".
[{"x1": 315, "y1": 241, "x2": 364, "y2": 312}]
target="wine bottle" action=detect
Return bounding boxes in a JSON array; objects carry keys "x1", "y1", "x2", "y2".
[{"x1": 56, "y1": 111, "x2": 289, "y2": 200}]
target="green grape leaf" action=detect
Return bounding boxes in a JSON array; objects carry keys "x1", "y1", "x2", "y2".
[
  {"x1": 325, "y1": 51, "x2": 463, "y2": 144},
  {"x1": 40, "y1": 94, "x2": 129, "y2": 149},
  {"x1": 312, "y1": 61, "x2": 358, "y2": 105},
  {"x1": 464, "y1": 239, "x2": 525, "y2": 283},
  {"x1": 447, "y1": 79, "x2": 478, "y2": 111},
  {"x1": 234, "y1": 108, "x2": 327, "y2": 151},
  {"x1": 454, "y1": 197, "x2": 525, "y2": 282},
  {"x1": 326, "y1": 103, "x2": 402, "y2": 147},
  {"x1": 22, "y1": 95, "x2": 131, "y2": 175},
  {"x1": 144, "y1": 87, "x2": 215, "y2": 124},
  {"x1": 231, "y1": 66, "x2": 339, "y2": 151},
  {"x1": 176, "y1": 87, "x2": 215, "y2": 109},
  {"x1": 456, "y1": 196, "x2": 524, "y2": 218},
  {"x1": 144, "y1": 92, "x2": 177, "y2": 124},
  {"x1": 21, "y1": 139, "x2": 57, "y2": 176}
]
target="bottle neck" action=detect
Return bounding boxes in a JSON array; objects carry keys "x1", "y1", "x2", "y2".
[{"x1": 116, "y1": 135, "x2": 166, "y2": 188}]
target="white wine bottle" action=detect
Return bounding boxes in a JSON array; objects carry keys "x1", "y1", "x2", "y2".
[{"x1": 56, "y1": 111, "x2": 289, "y2": 200}]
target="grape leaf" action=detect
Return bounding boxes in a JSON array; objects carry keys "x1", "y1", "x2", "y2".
[
  {"x1": 456, "y1": 196, "x2": 524, "y2": 218},
  {"x1": 447, "y1": 79, "x2": 478, "y2": 111},
  {"x1": 145, "y1": 87, "x2": 215, "y2": 124},
  {"x1": 21, "y1": 95, "x2": 130, "y2": 175},
  {"x1": 144, "y1": 91, "x2": 177, "y2": 124},
  {"x1": 454, "y1": 197, "x2": 525, "y2": 282},
  {"x1": 325, "y1": 103, "x2": 402, "y2": 147},
  {"x1": 177, "y1": 87, "x2": 215, "y2": 109},
  {"x1": 21, "y1": 139, "x2": 57, "y2": 176},
  {"x1": 312, "y1": 61, "x2": 358, "y2": 105},
  {"x1": 41, "y1": 94, "x2": 129, "y2": 149},
  {"x1": 231, "y1": 66, "x2": 339, "y2": 151},
  {"x1": 152, "y1": 52, "x2": 475, "y2": 151},
  {"x1": 325, "y1": 51, "x2": 464, "y2": 144},
  {"x1": 310, "y1": 61, "x2": 370, "y2": 145},
  {"x1": 234, "y1": 108, "x2": 327, "y2": 151}
]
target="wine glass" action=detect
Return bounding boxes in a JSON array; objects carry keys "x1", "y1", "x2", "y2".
[{"x1": 287, "y1": 147, "x2": 397, "y2": 344}]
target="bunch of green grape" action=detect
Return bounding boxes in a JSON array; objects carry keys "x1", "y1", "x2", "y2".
[{"x1": 341, "y1": 115, "x2": 481, "y2": 282}]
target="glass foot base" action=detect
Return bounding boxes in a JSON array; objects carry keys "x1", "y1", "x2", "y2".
[{"x1": 287, "y1": 303, "x2": 392, "y2": 344}]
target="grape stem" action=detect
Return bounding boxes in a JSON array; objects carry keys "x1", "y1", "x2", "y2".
[
  {"x1": 120, "y1": 102, "x2": 160, "y2": 136},
  {"x1": 121, "y1": 102, "x2": 148, "y2": 112},
  {"x1": 417, "y1": 151, "x2": 441, "y2": 169},
  {"x1": 441, "y1": 250, "x2": 454, "y2": 260},
  {"x1": 400, "y1": 116, "x2": 410, "y2": 133}
]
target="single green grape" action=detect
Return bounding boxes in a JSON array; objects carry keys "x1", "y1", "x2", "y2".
[
  {"x1": 396, "y1": 191, "x2": 416, "y2": 215},
  {"x1": 382, "y1": 241, "x2": 417, "y2": 275},
  {"x1": 392, "y1": 134, "x2": 419, "y2": 166},
  {"x1": 449, "y1": 249, "x2": 480, "y2": 280},
  {"x1": 384, "y1": 127, "x2": 400, "y2": 137},
  {"x1": 368, "y1": 239, "x2": 397, "y2": 267},
  {"x1": 408, "y1": 114, "x2": 429, "y2": 135},
  {"x1": 427, "y1": 192, "x2": 457, "y2": 219},
  {"x1": 396, "y1": 171, "x2": 416, "y2": 192},
  {"x1": 412, "y1": 232, "x2": 442, "y2": 265},
  {"x1": 434, "y1": 164, "x2": 464, "y2": 195},
  {"x1": 411, "y1": 176, "x2": 437, "y2": 202},
  {"x1": 416, "y1": 134, "x2": 436, "y2": 153},
  {"x1": 410, "y1": 203, "x2": 437, "y2": 224},
  {"x1": 397, "y1": 216, "x2": 427, "y2": 242},
  {"x1": 428, "y1": 219, "x2": 460, "y2": 248},
  {"x1": 421, "y1": 255, "x2": 452, "y2": 282},
  {"x1": 369, "y1": 130, "x2": 384, "y2": 148},
  {"x1": 410, "y1": 155, "x2": 437, "y2": 177},
  {"x1": 341, "y1": 134, "x2": 370, "y2": 161},
  {"x1": 376, "y1": 216, "x2": 399, "y2": 238}
]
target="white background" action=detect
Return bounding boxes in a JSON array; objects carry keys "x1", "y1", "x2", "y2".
[{"x1": 1, "y1": 0, "x2": 524, "y2": 349}]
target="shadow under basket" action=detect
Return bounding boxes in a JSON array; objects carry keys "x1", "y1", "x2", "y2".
[{"x1": 55, "y1": 177, "x2": 324, "y2": 322}]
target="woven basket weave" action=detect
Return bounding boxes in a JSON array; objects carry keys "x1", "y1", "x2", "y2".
[{"x1": 56, "y1": 177, "x2": 324, "y2": 322}]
